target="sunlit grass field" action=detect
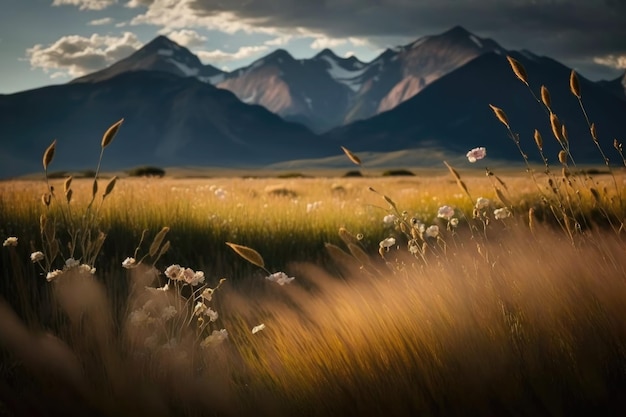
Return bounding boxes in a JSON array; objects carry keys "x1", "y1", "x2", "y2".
[{"x1": 1, "y1": 59, "x2": 626, "y2": 417}]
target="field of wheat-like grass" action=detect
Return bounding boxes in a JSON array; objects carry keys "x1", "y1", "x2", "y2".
[{"x1": 1, "y1": 57, "x2": 626, "y2": 417}]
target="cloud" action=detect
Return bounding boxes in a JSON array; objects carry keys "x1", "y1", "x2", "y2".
[
  {"x1": 164, "y1": 29, "x2": 207, "y2": 47},
  {"x1": 593, "y1": 54, "x2": 626, "y2": 70},
  {"x1": 26, "y1": 32, "x2": 142, "y2": 77},
  {"x1": 310, "y1": 36, "x2": 347, "y2": 50},
  {"x1": 88, "y1": 17, "x2": 114, "y2": 26},
  {"x1": 196, "y1": 45, "x2": 269, "y2": 63},
  {"x1": 52, "y1": 0, "x2": 118, "y2": 10}
]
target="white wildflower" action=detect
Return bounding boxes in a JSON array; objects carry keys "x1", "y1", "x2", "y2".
[
  {"x1": 201, "y1": 287, "x2": 214, "y2": 301},
  {"x1": 494, "y1": 207, "x2": 512, "y2": 220},
  {"x1": 450, "y1": 218, "x2": 459, "y2": 227},
  {"x1": 408, "y1": 243, "x2": 420, "y2": 254},
  {"x1": 161, "y1": 305, "x2": 177, "y2": 321},
  {"x1": 2, "y1": 237, "x2": 17, "y2": 247},
  {"x1": 164, "y1": 264, "x2": 182, "y2": 280},
  {"x1": 425, "y1": 225, "x2": 439, "y2": 238},
  {"x1": 475, "y1": 197, "x2": 491, "y2": 210},
  {"x1": 383, "y1": 214, "x2": 397, "y2": 226},
  {"x1": 30, "y1": 251, "x2": 44, "y2": 263},
  {"x1": 437, "y1": 205, "x2": 455, "y2": 220},
  {"x1": 65, "y1": 258, "x2": 80, "y2": 269},
  {"x1": 252, "y1": 323, "x2": 266, "y2": 334},
  {"x1": 194, "y1": 301, "x2": 207, "y2": 316},
  {"x1": 78, "y1": 264, "x2": 96, "y2": 274},
  {"x1": 122, "y1": 257, "x2": 136, "y2": 269},
  {"x1": 46, "y1": 269, "x2": 63, "y2": 282},
  {"x1": 214, "y1": 188, "x2": 227, "y2": 199},
  {"x1": 379, "y1": 237, "x2": 396, "y2": 249},
  {"x1": 466, "y1": 147, "x2": 486, "y2": 163},
  {"x1": 157, "y1": 283, "x2": 169, "y2": 291},
  {"x1": 200, "y1": 329, "x2": 228, "y2": 348},
  {"x1": 129, "y1": 309, "x2": 149, "y2": 325},
  {"x1": 266, "y1": 272, "x2": 295, "y2": 285},
  {"x1": 306, "y1": 201, "x2": 322, "y2": 213},
  {"x1": 206, "y1": 307, "x2": 219, "y2": 322}
]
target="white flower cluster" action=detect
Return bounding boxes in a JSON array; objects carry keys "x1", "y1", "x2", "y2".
[
  {"x1": 164, "y1": 264, "x2": 205, "y2": 286},
  {"x1": 45, "y1": 257, "x2": 96, "y2": 282},
  {"x1": 265, "y1": 272, "x2": 295, "y2": 285}
]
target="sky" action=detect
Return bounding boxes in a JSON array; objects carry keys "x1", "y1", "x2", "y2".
[{"x1": 1, "y1": 0, "x2": 625, "y2": 94}]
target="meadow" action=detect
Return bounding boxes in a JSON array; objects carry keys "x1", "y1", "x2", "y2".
[{"x1": 1, "y1": 58, "x2": 626, "y2": 417}]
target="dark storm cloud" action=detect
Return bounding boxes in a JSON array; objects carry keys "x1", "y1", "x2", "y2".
[{"x1": 187, "y1": 0, "x2": 626, "y2": 78}]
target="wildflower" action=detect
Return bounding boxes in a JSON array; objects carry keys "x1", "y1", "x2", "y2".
[
  {"x1": 383, "y1": 214, "x2": 397, "y2": 226},
  {"x1": 46, "y1": 269, "x2": 62, "y2": 282},
  {"x1": 122, "y1": 257, "x2": 136, "y2": 269},
  {"x1": 164, "y1": 264, "x2": 182, "y2": 280},
  {"x1": 30, "y1": 251, "x2": 44, "y2": 263},
  {"x1": 200, "y1": 329, "x2": 228, "y2": 348},
  {"x1": 379, "y1": 237, "x2": 396, "y2": 249},
  {"x1": 129, "y1": 309, "x2": 149, "y2": 325},
  {"x1": 201, "y1": 287, "x2": 214, "y2": 301},
  {"x1": 494, "y1": 207, "x2": 512, "y2": 219},
  {"x1": 437, "y1": 205, "x2": 455, "y2": 220},
  {"x1": 157, "y1": 283, "x2": 170, "y2": 291},
  {"x1": 206, "y1": 307, "x2": 219, "y2": 322},
  {"x1": 161, "y1": 305, "x2": 177, "y2": 321},
  {"x1": 466, "y1": 147, "x2": 486, "y2": 163},
  {"x1": 266, "y1": 272, "x2": 295, "y2": 285},
  {"x1": 450, "y1": 218, "x2": 459, "y2": 227},
  {"x1": 194, "y1": 301, "x2": 208, "y2": 316},
  {"x1": 408, "y1": 243, "x2": 419, "y2": 254},
  {"x1": 252, "y1": 323, "x2": 266, "y2": 334},
  {"x1": 306, "y1": 201, "x2": 322, "y2": 213},
  {"x1": 182, "y1": 268, "x2": 205, "y2": 286},
  {"x1": 3, "y1": 237, "x2": 17, "y2": 247},
  {"x1": 425, "y1": 225, "x2": 439, "y2": 238},
  {"x1": 78, "y1": 264, "x2": 96, "y2": 274},
  {"x1": 475, "y1": 197, "x2": 491, "y2": 210},
  {"x1": 214, "y1": 188, "x2": 227, "y2": 199},
  {"x1": 65, "y1": 258, "x2": 80, "y2": 269}
]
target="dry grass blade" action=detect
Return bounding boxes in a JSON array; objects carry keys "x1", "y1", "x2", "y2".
[
  {"x1": 495, "y1": 187, "x2": 512, "y2": 208},
  {"x1": 506, "y1": 56, "x2": 529, "y2": 86},
  {"x1": 63, "y1": 176, "x2": 73, "y2": 194},
  {"x1": 226, "y1": 242, "x2": 265, "y2": 269},
  {"x1": 338, "y1": 227, "x2": 360, "y2": 247},
  {"x1": 347, "y1": 243, "x2": 370, "y2": 266},
  {"x1": 43, "y1": 140, "x2": 57, "y2": 171},
  {"x1": 443, "y1": 161, "x2": 461, "y2": 181},
  {"x1": 534, "y1": 129, "x2": 543, "y2": 151},
  {"x1": 101, "y1": 119, "x2": 124, "y2": 149},
  {"x1": 149, "y1": 226, "x2": 170, "y2": 258},
  {"x1": 65, "y1": 189, "x2": 73, "y2": 204},
  {"x1": 340, "y1": 146, "x2": 361, "y2": 166},
  {"x1": 590, "y1": 123, "x2": 598, "y2": 143},
  {"x1": 569, "y1": 70, "x2": 581, "y2": 99},
  {"x1": 550, "y1": 113, "x2": 562, "y2": 142},
  {"x1": 103, "y1": 176, "x2": 117, "y2": 199},
  {"x1": 540, "y1": 85, "x2": 551, "y2": 111},
  {"x1": 488, "y1": 104, "x2": 510, "y2": 129}
]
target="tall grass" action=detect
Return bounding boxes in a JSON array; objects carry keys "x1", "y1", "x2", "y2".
[{"x1": 1, "y1": 57, "x2": 626, "y2": 417}]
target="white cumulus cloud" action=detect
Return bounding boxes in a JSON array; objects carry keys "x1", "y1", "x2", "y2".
[
  {"x1": 164, "y1": 29, "x2": 207, "y2": 47},
  {"x1": 88, "y1": 17, "x2": 114, "y2": 26},
  {"x1": 52, "y1": 0, "x2": 117, "y2": 10},
  {"x1": 26, "y1": 32, "x2": 142, "y2": 77},
  {"x1": 593, "y1": 54, "x2": 626, "y2": 70}
]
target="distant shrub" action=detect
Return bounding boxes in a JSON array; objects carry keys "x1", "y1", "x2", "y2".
[
  {"x1": 127, "y1": 166, "x2": 166, "y2": 177},
  {"x1": 277, "y1": 172, "x2": 308, "y2": 178},
  {"x1": 47, "y1": 171, "x2": 68, "y2": 179},
  {"x1": 381, "y1": 169, "x2": 415, "y2": 176},
  {"x1": 343, "y1": 170, "x2": 363, "y2": 177},
  {"x1": 78, "y1": 169, "x2": 96, "y2": 178}
]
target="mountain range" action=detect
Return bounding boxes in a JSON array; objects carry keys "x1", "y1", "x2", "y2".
[{"x1": 1, "y1": 26, "x2": 625, "y2": 178}]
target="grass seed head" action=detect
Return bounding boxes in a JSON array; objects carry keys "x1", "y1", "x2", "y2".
[
  {"x1": 43, "y1": 139, "x2": 57, "y2": 171},
  {"x1": 534, "y1": 129, "x2": 543, "y2": 151},
  {"x1": 569, "y1": 70, "x2": 581, "y2": 99},
  {"x1": 506, "y1": 56, "x2": 529, "y2": 86},
  {"x1": 103, "y1": 176, "x2": 117, "y2": 199},
  {"x1": 225, "y1": 242, "x2": 265, "y2": 269},
  {"x1": 590, "y1": 123, "x2": 598, "y2": 143},
  {"x1": 63, "y1": 176, "x2": 73, "y2": 194},
  {"x1": 550, "y1": 113, "x2": 563, "y2": 142},
  {"x1": 489, "y1": 104, "x2": 510, "y2": 129},
  {"x1": 102, "y1": 118, "x2": 124, "y2": 149},
  {"x1": 540, "y1": 85, "x2": 552, "y2": 111},
  {"x1": 558, "y1": 150, "x2": 568, "y2": 165},
  {"x1": 340, "y1": 146, "x2": 361, "y2": 166}
]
